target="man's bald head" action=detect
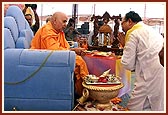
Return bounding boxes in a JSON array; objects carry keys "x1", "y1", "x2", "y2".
[
  {"x1": 51, "y1": 12, "x2": 67, "y2": 20},
  {"x1": 51, "y1": 12, "x2": 68, "y2": 32}
]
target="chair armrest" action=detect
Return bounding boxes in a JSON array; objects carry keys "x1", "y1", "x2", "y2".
[
  {"x1": 68, "y1": 41, "x2": 78, "y2": 48},
  {"x1": 4, "y1": 49, "x2": 76, "y2": 83},
  {"x1": 73, "y1": 42, "x2": 78, "y2": 48},
  {"x1": 15, "y1": 37, "x2": 30, "y2": 49},
  {"x1": 20, "y1": 29, "x2": 34, "y2": 47},
  {"x1": 4, "y1": 49, "x2": 76, "y2": 99},
  {"x1": 4, "y1": 49, "x2": 76, "y2": 110}
]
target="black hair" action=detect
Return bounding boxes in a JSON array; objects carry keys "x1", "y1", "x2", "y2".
[
  {"x1": 46, "y1": 16, "x2": 51, "y2": 23},
  {"x1": 25, "y1": 4, "x2": 37, "y2": 9},
  {"x1": 67, "y1": 18, "x2": 75, "y2": 27},
  {"x1": 125, "y1": 11, "x2": 142, "y2": 23},
  {"x1": 69, "y1": 18, "x2": 75, "y2": 23}
]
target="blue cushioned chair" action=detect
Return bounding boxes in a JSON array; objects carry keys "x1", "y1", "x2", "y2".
[
  {"x1": 4, "y1": 5, "x2": 76, "y2": 111},
  {"x1": 4, "y1": 5, "x2": 34, "y2": 48}
]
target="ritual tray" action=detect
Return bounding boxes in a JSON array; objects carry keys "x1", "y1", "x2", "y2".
[
  {"x1": 85, "y1": 81, "x2": 121, "y2": 85},
  {"x1": 86, "y1": 82, "x2": 121, "y2": 85}
]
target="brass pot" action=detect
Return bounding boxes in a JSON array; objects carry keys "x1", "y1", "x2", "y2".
[{"x1": 82, "y1": 82, "x2": 124, "y2": 110}]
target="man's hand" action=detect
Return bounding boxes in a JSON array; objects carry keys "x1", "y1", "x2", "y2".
[
  {"x1": 71, "y1": 48, "x2": 86, "y2": 56},
  {"x1": 69, "y1": 26, "x2": 75, "y2": 31},
  {"x1": 117, "y1": 32, "x2": 125, "y2": 47}
]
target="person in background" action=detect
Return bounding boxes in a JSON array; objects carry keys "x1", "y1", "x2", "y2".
[
  {"x1": 30, "y1": 12, "x2": 89, "y2": 99},
  {"x1": 159, "y1": 33, "x2": 164, "y2": 67},
  {"x1": 159, "y1": 46, "x2": 164, "y2": 67},
  {"x1": 88, "y1": 31, "x2": 94, "y2": 46},
  {"x1": 64, "y1": 18, "x2": 81, "y2": 41},
  {"x1": 23, "y1": 4, "x2": 39, "y2": 35},
  {"x1": 81, "y1": 38, "x2": 88, "y2": 50},
  {"x1": 46, "y1": 15, "x2": 52, "y2": 23},
  {"x1": 161, "y1": 33, "x2": 164, "y2": 38},
  {"x1": 118, "y1": 11, "x2": 164, "y2": 111}
]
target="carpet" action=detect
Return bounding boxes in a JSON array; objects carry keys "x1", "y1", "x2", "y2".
[{"x1": 73, "y1": 98, "x2": 129, "y2": 111}]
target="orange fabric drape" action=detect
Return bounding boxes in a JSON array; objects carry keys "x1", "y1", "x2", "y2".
[{"x1": 30, "y1": 22, "x2": 70, "y2": 50}]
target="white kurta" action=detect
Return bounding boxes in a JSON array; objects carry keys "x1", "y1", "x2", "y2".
[{"x1": 121, "y1": 22, "x2": 164, "y2": 111}]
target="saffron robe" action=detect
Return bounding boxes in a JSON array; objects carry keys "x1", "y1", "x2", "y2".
[{"x1": 30, "y1": 21, "x2": 89, "y2": 96}]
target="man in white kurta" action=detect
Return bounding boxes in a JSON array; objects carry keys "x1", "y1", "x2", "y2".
[{"x1": 118, "y1": 11, "x2": 164, "y2": 111}]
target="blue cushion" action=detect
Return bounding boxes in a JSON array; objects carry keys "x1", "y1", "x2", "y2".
[
  {"x1": 4, "y1": 28, "x2": 15, "y2": 49},
  {"x1": 5, "y1": 5, "x2": 34, "y2": 48},
  {"x1": 4, "y1": 16, "x2": 18, "y2": 42},
  {"x1": 6, "y1": 5, "x2": 28, "y2": 31},
  {"x1": 15, "y1": 37, "x2": 29, "y2": 49},
  {"x1": 20, "y1": 29, "x2": 34, "y2": 47},
  {"x1": 19, "y1": 50, "x2": 73, "y2": 66}
]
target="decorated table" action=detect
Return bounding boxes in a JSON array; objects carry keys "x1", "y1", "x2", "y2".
[
  {"x1": 88, "y1": 46, "x2": 123, "y2": 55},
  {"x1": 82, "y1": 51, "x2": 131, "y2": 97}
]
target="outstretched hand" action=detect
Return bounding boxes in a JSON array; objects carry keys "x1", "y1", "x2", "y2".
[{"x1": 71, "y1": 47, "x2": 86, "y2": 56}]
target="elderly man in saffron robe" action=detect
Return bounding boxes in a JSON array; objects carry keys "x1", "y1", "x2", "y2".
[{"x1": 30, "y1": 12, "x2": 89, "y2": 98}]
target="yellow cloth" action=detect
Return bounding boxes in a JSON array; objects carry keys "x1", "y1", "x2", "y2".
[
  {"x1": 30, "y1": 21, "x2": 89, "y2": 96},
  {"x1": 125, "y1": 23, "x2": 142, "y2": 43},
  {"x1": 116, "y1": 59, "x2": 131, "y2": 96}
]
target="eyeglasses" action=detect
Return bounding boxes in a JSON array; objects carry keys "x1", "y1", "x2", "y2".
[{"x1": 121, "y1": 20, "x2": 127, "y2": 25}]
